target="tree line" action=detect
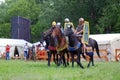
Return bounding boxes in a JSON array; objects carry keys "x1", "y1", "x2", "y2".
[{"x1": 0, "y1": 0, "x2": 120, "y2": 42}]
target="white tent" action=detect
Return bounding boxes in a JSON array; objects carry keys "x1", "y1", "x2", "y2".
[
  {"x1": 0, "y1": 38, "x2": 32, "y2": 58},
  {"x1": 90, "y1": 33, "x2": 120, "y2": 61}
]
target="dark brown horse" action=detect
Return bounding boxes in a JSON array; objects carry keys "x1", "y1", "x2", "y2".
[
  {"x1": 41, "y1": 28, "x2": 57, "y2": 66},
  {"x1": 52, "y1": 27, "x2": 70, "y2": 67},
  {"x1": 64, "y1": 27, "x2": 84, "y2": 68}
]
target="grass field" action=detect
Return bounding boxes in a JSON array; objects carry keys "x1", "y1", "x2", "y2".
[{"x1": 0, "y1": 59, "x2": 120, "y2": 80}]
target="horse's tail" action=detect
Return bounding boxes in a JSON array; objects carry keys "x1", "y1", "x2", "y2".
[{"x1": 94, "y1": 39, "x2": 101, "y2": 58}]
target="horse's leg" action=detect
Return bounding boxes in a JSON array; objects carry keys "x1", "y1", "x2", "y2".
[
  {"x1": 64, "y1": 48, "x2": 69, "y2": 65},
  {"x1": 71, "y1": 52, "x2": 74, "y2": 67},
  {"x1": 66, "y1": 50, "x2": 69, "y2": 65},
  {"x1": 56, "y1": 54, "x2": 59, "y2": 65},
  {"x1": 57, "y1": 54, "x2": 62, "y2": 66},
  {"x1": 77, "y1": 52, "x2": 84, "y2": 69},
  {"x1": 53, "y1": 52, "x2": 56, "y2": 64},
  {"x1": 62, "y1": 53, "x2": 67, "y2": 67},
  {"x1": 91, "y1": 55, "x2": 94, "y2": 66},
  {"x1": 47, "y1": 51, "x2": 51, "y2": 66},
  {"x1": 87, "y1": 55, "x2": 92, "y2": 68},
  {"x1": 61, "y1": 52, "x2": 66, "y2": 67}
]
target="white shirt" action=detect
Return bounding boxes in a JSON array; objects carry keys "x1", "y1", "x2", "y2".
[{"x1": 24, "y1": 45, "x2": 29, "y2": 51}]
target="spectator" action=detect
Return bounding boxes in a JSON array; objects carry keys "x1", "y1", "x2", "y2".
[
  {"x1": 24, "y1": 43, "x2": 29, "y2": 61},
  {"x1": 5, "y1": 44, "x2": 10, "y2": 60},
  {"x1": 107, "y1": 47, "x2": 111, "y2": 62},
  {"x1": 31, "y1": 45, "x2": 36, "y2": 61}
]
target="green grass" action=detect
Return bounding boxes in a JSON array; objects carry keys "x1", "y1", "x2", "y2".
[{"x1": 0, "y1": 60, "x2": 120, "y2": 80}]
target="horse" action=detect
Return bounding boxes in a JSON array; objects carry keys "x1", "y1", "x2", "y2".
[
  {"x1": 65, "y1": 26, "x2": 101, "y2": 68},
  {"x1": 85, "y1": 37, "x2": 101, "y2": 67},
  {"x1": 41, "y1": 27, "x2": 57, "y2": 66},
  {"x1": 64, "y1": 27, "x2": 84, "y2": 68},
  {"x1": 52, "y1": 27, "x2": 70, "y2": 67}
]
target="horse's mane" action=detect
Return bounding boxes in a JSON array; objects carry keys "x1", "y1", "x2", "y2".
[{"x1": 43, "y1": 28, "x2": 52, "y2": 35}]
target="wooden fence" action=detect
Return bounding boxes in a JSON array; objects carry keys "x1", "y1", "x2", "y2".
[{"x1": 36, "y1": 49, "x2": 108, "y2": 61}]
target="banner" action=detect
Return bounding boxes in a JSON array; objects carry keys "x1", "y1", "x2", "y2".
[{"x1": 83, "y1": 21, "x2": 90, "y2": 44}]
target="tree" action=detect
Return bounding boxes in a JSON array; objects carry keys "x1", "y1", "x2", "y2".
[{"x1": 96, "y1": 0, "x2": 120, "y2": 33}]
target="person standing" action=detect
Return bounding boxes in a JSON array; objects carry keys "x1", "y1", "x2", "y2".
[
  {"x1": 24, "y1": 43, "x2": 29, "y2": 61},
  {"x1": 5, "y1": 44, "x2": 10, "y2": 60},
  {"x1": 107, "y1": 47, "x2": 111, "y2": 62},
  {"x1": 31, "y1": 45, "x2": 36, "y2": 61}
]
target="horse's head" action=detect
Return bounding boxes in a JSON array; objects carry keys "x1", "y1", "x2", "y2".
[
  {"x1": 43, "y1": 28, "x2": 53, "y2": 39},
  {"x1": 52, "y1": 27, "x2": 62, "y2": 38},
  {"x1": 64, "y1": 26, "x2": 74, "y2": 36},
  {"x1": 42, "y1": 28, "x2": 58, "y2": 48}
]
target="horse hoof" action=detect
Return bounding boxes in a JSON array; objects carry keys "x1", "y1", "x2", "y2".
[
  {"x1": 57, "y1": 63, "x2": 60, "y2": 66},
  {"x1": 87, "y1": 65, "x2": 90, "y2": 68},
  {"x1": 92, "y1": 65, "x2": 95, "y2": 66},
  {"x1": 48, "y1": 65, "x2": 50, "y2": 67},
  {"x1": 67, "y1": 62, "x2": 69, "y2": 65},
  {"x1": 81, "y1": 66, "x2": 84, "y2": 69}
]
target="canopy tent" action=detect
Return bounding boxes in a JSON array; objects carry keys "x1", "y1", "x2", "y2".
[
  {"x1": 90, "y1": 33, "x2": 120, "y2": 61},
  {"x1": 0, "y1": 38, "x2": 32, "y2": 58},
  {"x1": 33, "y1": 41, "x2": 46, "y2": 50}
]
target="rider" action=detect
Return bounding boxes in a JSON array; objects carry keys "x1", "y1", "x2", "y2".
[
  {"x1": 56, "y1": 22, "x2": 64, "y2": 35},
  {"x1": 50, "y1": 21, "x2": 57, "y2": 33},
  {"x1": 51, "y1": 21, "x2": 56, "y2": 28},
  {"x1": 64, "y1": 18, "x2": 75, "y2": 32},
  {"x1": 74, "y1": 18, "x2": 85, "y2": 43},
  {"x1": 74, "y1": 18, "x2": 88, "y2": 54}
]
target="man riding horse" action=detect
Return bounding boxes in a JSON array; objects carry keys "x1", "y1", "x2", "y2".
[
  {"x1": 74, "y1": 18, "x2": 101, "y2": 67},
  {"x1": 74, "y1": 18, "x2": 89, "y2": 54}
]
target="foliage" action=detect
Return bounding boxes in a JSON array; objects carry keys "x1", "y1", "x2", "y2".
[
  {"x1": 0, "y1": 0, "x2": 120, "y2": 42},
  {"x1": 96, "y1": 0, "x2": 120, "y2": 33},
  {"x1": 0, "y1": 23, "x2": 10, "y2": 38}
]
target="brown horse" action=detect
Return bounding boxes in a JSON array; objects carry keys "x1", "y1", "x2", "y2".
[{"x1": 52, "y1": 27, "x2": 70, "y2": 67}]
